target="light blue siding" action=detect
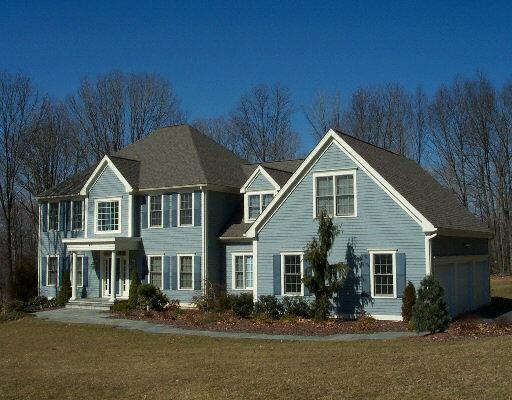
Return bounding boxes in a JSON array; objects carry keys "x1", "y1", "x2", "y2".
[
  {"x1": 87, "y1": 165, "x2": 130, "y2": 238},
  {"x1": 246, "y1": 171, "x2": 275, "y2": 192},
  {"x1": 225, "y1": 242, "x2": 253, "y2": 294},
  {"x1": 256, "y1": 143, "x2": 426, "y2": 318}
]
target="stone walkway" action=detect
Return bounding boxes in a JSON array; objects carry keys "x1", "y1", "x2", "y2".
[{"x1": 35, "y1": 308, "x2": 422, "y2": 342}]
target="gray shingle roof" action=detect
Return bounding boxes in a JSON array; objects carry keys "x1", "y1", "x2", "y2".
[{"x1": 334, "y1": 130, "x2": 489, "y2": 234}]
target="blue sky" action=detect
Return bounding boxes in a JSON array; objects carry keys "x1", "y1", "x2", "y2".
[{"x1": 1, "y1": 0, "x2": 511, "y2": 152}]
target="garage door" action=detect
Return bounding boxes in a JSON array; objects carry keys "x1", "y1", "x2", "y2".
[{"x1": 433, "y1": 256, "x2": 490, "y2": 317}]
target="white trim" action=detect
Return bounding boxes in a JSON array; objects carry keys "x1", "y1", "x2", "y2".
[
  {"x1": 177, "y1": 254, "x2": 195, "y2": 290},
  {"x1": 201, "y1": 190, "x2": 207, "y2": 293},
  {"x1": 62, "y1": 237, "x2": 141, "y2": 252},
  {"x1": 80, "y1": 155, "x2": 132, "y2": 195},
  {"x1": 46, "y1": 255, "x2": 59, "y2": 287},
  {"x1": 147, "y1": 194, "x2": 164, "y2": 228},
  {"x1": 244, "y1": 190, "x2": 276, "y2": 223},
  {"x1": 128, "y1": 194, "x2": 133, "y2": 236},
  {"x1": 369, "y1": 314, "x2": 403, "y2": 321},
  {"x1": 177, "y1": 192, "x2": 195, "y2": 227},
  {"x1": 312, "y1": 168, "x2": 357, "y2": 218},
  {"x1": 253, "y1": 240, "x2": 258, "y2": 299},
  {"x1": 280, "y1": 252, "x2": 304, "y2": 296},
  {"x1": 147, "y1": 254, "x2": 164, "y2": 290},
  {"x1": 47, "y1": 201, "x2": 60, "y2": 231},
  {"x1": 100, "y1": 252, "x2": 129, "y2": 299},
  {"x1": 93, "y1": 197, "x2": 122, "y2": 234},
  {"x1": 246, "y1": 129, "x2": 436, "y2": 237},
  {"x1": 425, "y1": 233, "x2": 437, "y2": 275},
  {"x1": 71, "y1": 255, "x2": 85, "y2": 288},
  {"x1": 84, "y1": 198, "x2": 89, "y2": 237},
  {"x1": 369, "y1": 250, "x2": 398, "y2": 299},
  {"x1": 231, "y1": 252, "x2": 254, "y2": 290},
  {"x1": 240, "y1": 165, "x2": 281, "y2": 193}
]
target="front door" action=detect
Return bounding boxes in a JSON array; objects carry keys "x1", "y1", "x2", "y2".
[{"x1": 102, "y1": 255, "x2": 129, "y2": 298}]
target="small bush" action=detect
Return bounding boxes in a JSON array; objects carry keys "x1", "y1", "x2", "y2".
[
  {"x1": 254, "y1": 295, "x2": 283, "y2": 319},
  {"x1": 411, "y1": 275, "x2": 450, "y2": 334},
  {"x1": 357, "y1": 312, "x2": 377, "y2": 331},
  {"x1": 231, "y1": 293, "x2": 254, "y2": 318},
  {"x1": 401, "y1": 281, "x2": 417, "y2": 323},
  {"x1": 55, "y1": 271, "x2": 72, "y2": 307},
  {"x1": 112, "y1": 300, "x2": 130, "y2": 312},
  {"x1": 137, "y1": 284, "x2": 169, "y2": 311},
  {"x1": 128, "y1": 269, "x2": 141, "y2": 310},
  {"x1": 164, "y1": 299, "x2": 181, "y2": 311},
  {"x1": 193, "y1": 282, "x2": 233, "y2": 312},
  {"x1": 282, "y1": 296, "x2": 312, "y2": 318}
]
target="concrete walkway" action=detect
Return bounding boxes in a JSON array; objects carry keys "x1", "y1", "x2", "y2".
[{"x1": 35, "y1": 308, "x2": 421, "y2": 342}]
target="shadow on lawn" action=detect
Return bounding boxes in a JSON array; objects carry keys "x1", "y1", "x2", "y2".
[{"x1": 473, "y1": 297, "x2": 512, "y2": 319}]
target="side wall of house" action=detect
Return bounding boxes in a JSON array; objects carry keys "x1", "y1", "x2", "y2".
[{"x1": 256, "y1": 142, "x2": 426, "y2": 319}]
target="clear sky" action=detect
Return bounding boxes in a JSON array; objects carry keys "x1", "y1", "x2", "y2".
[{"x1": 1, "y1": 0, "x2": 511, "y2": 152}]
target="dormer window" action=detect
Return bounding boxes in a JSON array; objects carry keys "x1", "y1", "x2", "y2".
[{"x1": 246, "y1": 192, "x2": 274, "y2": 221}]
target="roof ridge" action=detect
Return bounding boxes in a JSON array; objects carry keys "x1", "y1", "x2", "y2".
[
  {"x1": 260, "y1": 165, "x2": 294, "y2": 174},
  {"x1": 244, "y1": 157, "x2": 305, "y2": 166},
  {"x1": 185, "y1": 126, "x2": 210, "y2": 184},
  {"x1": 109, "y1": 155, "x2": 139, "y2": 162}
]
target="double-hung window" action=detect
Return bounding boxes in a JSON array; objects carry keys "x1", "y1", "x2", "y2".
[
  {"x1": 71, "y1": 256, "x2": 84, "y2": 287},
  {"x1": 370, "y1": 251, "x2": 396, "y2": 298},
  {"x1": 179, "y1": 193, "x2": 193, "y2": 226},
  {"x1": 247, "y1": 192, "x2": 274, "y2": 221},
  {"x1": 48, "y1": 203, "x2": 59, "y2": 231},
  {"x1": 233, "y1": 254, "x2": 253, "y2": 289},
  {"x1": 282, "y1": 253, "x2": 303, "y2": 295},
  {"x1": 149, "y1": 195, "x2": 163, "y2": 228},
  {"x1": 95, "y1": 199, "x2": 120, "y2": 233},
  {"x1": 47, "y1": 256, "x2": 58, "y2": 286},
  {"x1": 148, "y1": 255, "x2": 163, "y2": 289},
  {"x1": 72, "y1": 201, "x2": 83, "y2": 231},
  {"x1": 314, "y1": 171, "x2": 356, "y2": 217},
  {"x1": 178, "y1": 255, "x2": 194, "y2": 290}
]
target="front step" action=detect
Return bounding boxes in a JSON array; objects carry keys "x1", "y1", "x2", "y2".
[{"x1": 66, "y1": 299, "x2": 114, "y2": 311}]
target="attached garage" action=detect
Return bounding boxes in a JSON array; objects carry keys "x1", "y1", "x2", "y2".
[{"x1": 431, "y1": 235, "x2": 490, "y2": 317}]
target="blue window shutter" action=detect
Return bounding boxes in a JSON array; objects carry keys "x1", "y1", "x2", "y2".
[
  {"x1": 163, "y1": 255, "x2": 170, "y2": 290},
  {"x1": 140, "y1": 196, "x2": 147, "y2": 230},
  {"x1": 41, "y1": 257, "x2": 47, "y2": 286},
  {"x1": 163, "y1": 195, "x2": 170, "y2": 228},
  {"x1": 273, "y1": 255, "x2": 281, "y2": 295},
  {"x1": 396, "y1": 253, "x2": 406, "y2": 298},
  {"x1": 83, "y1": 257, "x2": 89, "y2": 287},
  {"x1": 65, "y1": 201, "x2": 71, "y2": 231},
  {"x1": 59, "y1": 255, "x2": 65, "y2": 286},
  {"x1": 170, "y1": 255, "x2": 177, "y2": 290},
  {"x1": 193, "y1": 191, "x2": 201, "y2": 227},
  {"x1": 194, "y1": 255, "x2": 202, "y2": 290},
  {"x1": 171, "y1": 193, "x2": 178, "y2": 227},
  {"x1": 41, "y1": 203, "x2": 48, "y2": 232},
  {"x1": 59, "y1": 201, "x2": 66, "y2": 231},
  {"x1": 360, "y1": 253, "x2": 371, "y2": 295},
  {"x1": 303, "y1": 259, "x2": 310, "y2": 296}
]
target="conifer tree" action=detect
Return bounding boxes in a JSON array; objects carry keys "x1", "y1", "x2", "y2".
[
  {"x1": 128, "y1": 269, "x2": 140, "y2": 310},
  {"x1": 401, "y1": 281, "x2": 416, "y2": 323},
  {"x1": 56, "y1": 271, "x2": 72, "y2": 306},
  {"x1": 411, "y1": 275, "x2": 450, "y2": 333}
]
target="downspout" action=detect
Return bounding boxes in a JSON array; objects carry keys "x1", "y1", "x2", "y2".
[{"x1": 425, "y1": 232, "x2": 438, "y2": 275}]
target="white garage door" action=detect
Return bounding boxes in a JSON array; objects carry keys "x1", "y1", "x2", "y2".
[{"x1": 433, "y1": 256, "x2": 490, "y2": 317}]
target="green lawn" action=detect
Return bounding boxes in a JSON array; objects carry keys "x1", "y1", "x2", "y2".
[{"x1": 1, "y1": 318, "x2": 512, "y2": 400}]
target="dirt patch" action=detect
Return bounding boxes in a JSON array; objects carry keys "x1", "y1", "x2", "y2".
[{"x1": 111, "y1": 309, "x2": 407, "y2": 336}]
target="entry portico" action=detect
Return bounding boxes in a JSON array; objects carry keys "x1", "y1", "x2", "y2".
[{"x1": 62, "y1": 237, "x2": 141, "y2": 302}]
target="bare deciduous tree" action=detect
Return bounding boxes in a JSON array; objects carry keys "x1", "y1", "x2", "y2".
[
  {"x1": 304, "y1": 91, "x2": 343, "y2": 140},
  {"x1": 192, "y1": 116, "x2": 241, "y2": 154}
]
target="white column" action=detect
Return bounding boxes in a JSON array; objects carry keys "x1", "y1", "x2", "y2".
[
  {"x1": 71, "y1": 252, "x2": 77, "y2": 300},
  {"x1": 110, "y1": 251, "x2": 117, "y2": 302}
]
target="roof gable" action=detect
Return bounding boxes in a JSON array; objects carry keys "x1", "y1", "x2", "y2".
[
  {"x1": 80, "y1": 155, "x2": 134, "y2": 195},
  {"x1": 241, "y1": 165, "x2": 280, "y2": 193}
]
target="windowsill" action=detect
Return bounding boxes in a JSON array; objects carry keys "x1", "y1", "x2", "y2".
[
  {"x1": 94, "y1": 230, "x2": 121, "y2": 234},
  {"x1": 232, "y1": 287, "x2": 253, "y2": 291},
  {"x1": 148, "y1": 225, "x2": 163, "y2": 229},
  {"x1": 282, "y1": 292, "x2": 303, "y2": 297},
  {"x1": 177, "y1": 224, "x2": 194, "y2": 228},
  {"x1": 178, "y1": 287, "x2": 194, "y2": 291},
  {"x1": 372, "y1": 294, "x2": 396, "y2": 299}
]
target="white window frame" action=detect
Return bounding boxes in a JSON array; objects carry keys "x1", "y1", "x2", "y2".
[
  {"x1": 178, "y1": 193, "x2": 194, "y2": 227},
  {"x1": 148, "y1": 194, "x2": 164, "y2": 228},
  {"x1": 177, "y1": 253, "x2": 195, "y2": 290},
  {"x1": 244, "y1": 190, "x2": 276, "y2": 222},
  {"x1": 369, "y1": 249, "x2": 397, "y2": 299},
  {"x1": 281, "y1": 252, "x2": 304, "y2": 296},
  {"x1": 46, "y1": 255, "x2": 59, "y2": 287},
  {"x1": 312, "y1": 169, "x2": 357, "y2": 218},
  {"x1": 70, "y1": 255, "x2": 84, "y2": 287},
  {"x1": 231, "y1": 253, "x2": 254, "y2": 290},
  {"x1": 147, "y1": 254, "x2": 164, "y2": 289},
  {"x1": 71, "y1": 200, "x2": 84, "y2": 231},
  {"x1": 47, "y1": 202, "x2": 60, "y2": 231},
  {"x1": 94, "y1": 197, "x2": 122, "y2": 234}
]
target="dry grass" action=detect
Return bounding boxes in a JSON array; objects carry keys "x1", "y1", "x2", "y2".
[
  {"x1": 1, "y1": 318, "x2": 512, "y2": 400},
  {"x1": 491, "y1": 275, "x2": 512, "y2": 299}
]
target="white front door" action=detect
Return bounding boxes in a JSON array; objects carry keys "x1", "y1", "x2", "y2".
[{"x1": 102, "y1": 255, "x2": 130, "y2": 298}]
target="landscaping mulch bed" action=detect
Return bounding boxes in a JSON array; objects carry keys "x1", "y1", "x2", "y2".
[
  {"x1": 111, "y1": 309, "x2": 407, "y2": 336},
  {"x1": 423, "y1": 314, "x2": 512, "y2": 341}
]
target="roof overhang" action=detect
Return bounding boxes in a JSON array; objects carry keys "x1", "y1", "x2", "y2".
[
  {"x1": 246, "y1": 129, "x2": 436, "y2": 238},
  {"x1": 434, "y1": 228, "x2": 492, "y2": 239},
  {"x1": 62, "y1": 237, "x2": 141, "y2": 252},
  {"x1": 80, "y1": 156, "x2": 133, "y2": 196},
  {"x1": 240, "y1": 165, "x2": 281, "y2": 193}
]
